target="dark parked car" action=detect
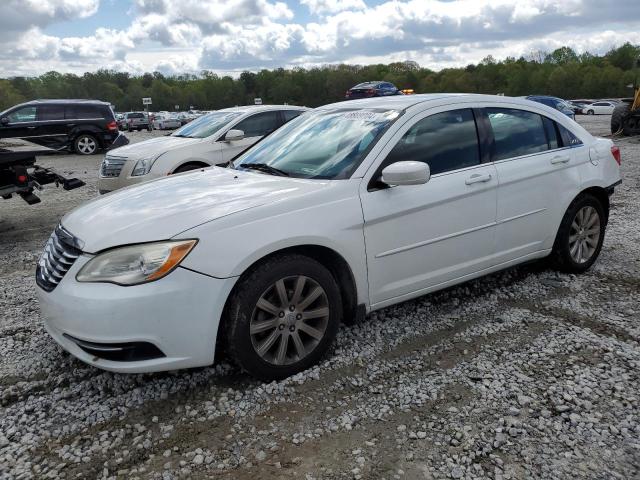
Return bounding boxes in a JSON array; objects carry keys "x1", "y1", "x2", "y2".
[
  {"x1": 0, "y1": 100, "x2": 128, "y2": 155},
  {"x1": 525, "y1": 95, "x2": 576, "y2": 120},
  {"x1": 345, "y1": 81, "x2": 402, "y2": 100}
]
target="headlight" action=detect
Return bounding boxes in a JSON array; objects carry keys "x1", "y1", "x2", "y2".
[
  {"x1": 131, "y1": 155, "x2": 159, "y2": 176},
  {"x1": 76, "y1": 240, "x2": 197, "y2": 285}
]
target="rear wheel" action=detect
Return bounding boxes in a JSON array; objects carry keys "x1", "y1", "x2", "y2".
[
  {"x1": 611, "y1": 102, "x2": 631, "y2": 134},
  {"x1": 223, "y1": 254, "x2": 342, "y2": 381},
  {"x1": 74, "y1": 134, "x2": 98, "y2": 155},
  {"x1": 550, "y1": 194, "x2": 606, "y2": 273}
]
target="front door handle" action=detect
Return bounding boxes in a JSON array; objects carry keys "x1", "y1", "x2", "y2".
[
  {"x1": 551, "y1": 155, "x2": 570, "y2": 165},
  {"x1": 27, "y1": 126, "x2": 36, "y2": 129},
  {"x1": 465, "y1": 173, "x2": 492, "y2": 185}
]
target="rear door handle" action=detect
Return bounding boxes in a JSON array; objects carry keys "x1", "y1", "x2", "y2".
[
  {"x1": 465, "y1": 173, "x2": 492, "y2": 185},
  {"x1": 551, "y1": 155, "x2": 570, "y2": 164},
  {"x1": 27, "y1": 126, "x2": 36, "y2": 129}
]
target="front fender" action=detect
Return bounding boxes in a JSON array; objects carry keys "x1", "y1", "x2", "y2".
[{"x1": 175, "y1": 181, "x2": 369, "y2": 306}]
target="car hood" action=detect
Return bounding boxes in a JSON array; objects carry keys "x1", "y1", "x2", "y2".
[
  {"x1": 61, "y1": 168, "x2": 329, "y2": 253},
  {"x1": 107, "y1": 135, "x2": 201, "y2": 159}
]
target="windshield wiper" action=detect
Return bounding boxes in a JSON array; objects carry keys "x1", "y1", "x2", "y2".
[
  {"x1": 172, "y1": 134, "x2": 191, "y2": 138},
  {"x1": 240, "y1": 163, "x2": 289, "y2": 176}
]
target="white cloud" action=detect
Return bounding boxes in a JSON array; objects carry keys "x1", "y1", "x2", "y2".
[
  {"x1": 301, "y1": 0, "x2": 366, "y2": 15},
  {"x1": 0, "y1": 0, "x2": 639, "y2": 76}
]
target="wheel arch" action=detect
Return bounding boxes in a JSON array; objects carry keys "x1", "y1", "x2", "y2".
[
  {"x1": 170, "y1": 160, "x2": 211, "y2": 174},
  {"x1": 577, "y1": 186, "x2": 610, "y2": 224},
  {"x1": 216, "y1": 244, "x2": 360, "y2": 354}
]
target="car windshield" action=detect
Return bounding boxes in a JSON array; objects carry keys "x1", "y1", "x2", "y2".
[
  {"x1": 172, "y1": 111, "x2": 241, "y2": 138},
  {"x1": 234, "y1": 108, "x2": 400, "y2": 179}
]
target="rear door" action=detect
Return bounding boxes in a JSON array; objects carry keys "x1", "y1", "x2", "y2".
[
  {"x1": 220, "y1": 111, "x2": 281, "y2": 163},
  {"x1": 360, "y1": 107, "x2": 498, "y2": 306},
  {"x1": 487, "y1": 107, "x2": 583, "y2": 263},
  {"x1": 0, "y1": 105, "x2": 37, "y2": 142}
]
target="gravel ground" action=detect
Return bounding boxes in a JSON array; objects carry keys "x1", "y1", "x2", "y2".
[{"x1": 0, "y1": 117, "x2": 638, "y2": 480}]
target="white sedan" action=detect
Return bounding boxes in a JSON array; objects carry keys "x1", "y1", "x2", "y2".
[
  {"x1": 582, "y1": 101, "x2": 617, "y2": 115},
  {"x1": 153, "y1": 114, "x2": 182, "y2": 130},
  {"x1": 36, "y1": 94, "x2": 621, "y2": 381}
]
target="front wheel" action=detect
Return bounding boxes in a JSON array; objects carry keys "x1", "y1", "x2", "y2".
[
  {"x1": 74, "y1": 134, "x2": 99, "y2": 155},
  {"x1": 587, "y1": 110, "x2": 594, "y2": 115},
  {"x1": 550, "y1": 194, "x2": 606, "y2": 273},
  {"x1": 223, "y1": 254, "x2": 342, "y2": 381}
]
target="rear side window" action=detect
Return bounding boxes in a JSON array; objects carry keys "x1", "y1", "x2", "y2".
[
  {"x1": 385, "y1": 109, "x2": 480, "y2": 175},
  {"x1": 66, "y1": 105, "x2": 105, "y2": 120},
  {"x1": 38, "y1": 105, "x2": 65, "y2": 121},
  {"x1": 282, "y1": 110, "x2": 303, "y2": 122},
  {"x1": 235, "y1": 111, "x2": 280, "y2": 137},
  {"x1": 486, "y1": 108, "x2": 548, "y2": 160}
]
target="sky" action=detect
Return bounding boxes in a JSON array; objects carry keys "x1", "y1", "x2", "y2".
[{"x1": 0, "y1": 0, "x2": 639, "y2": 77}]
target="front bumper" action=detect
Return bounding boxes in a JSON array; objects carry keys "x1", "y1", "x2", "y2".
[{"x1": 37, "y1": 255, "x2": 237, "y2": 373}]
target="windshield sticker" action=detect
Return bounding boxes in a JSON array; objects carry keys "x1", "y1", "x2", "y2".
[{"x1": 342, "y1": 111, "x2": 381, "y2": 121}]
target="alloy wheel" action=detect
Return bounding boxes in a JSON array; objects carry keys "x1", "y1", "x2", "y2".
[
  {"x1": 77, "y1": 136, "x2": 97, "y2": 154},
  {"x1": 250, "y1": 275, "x2": 330, "y2": 366},
  {"x1": 569, "y1": 206, "x2": 601, "y2": 264}
]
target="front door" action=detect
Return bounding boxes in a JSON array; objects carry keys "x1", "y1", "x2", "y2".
[
  {"x1": 360, "y1": 108, "x2": 498, "y2": 307},
  {"x1": 0, "y1": 105, "x2": 38, "y2": 143}
]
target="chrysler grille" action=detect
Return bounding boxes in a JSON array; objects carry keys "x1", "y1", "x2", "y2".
[
  {"x1": 100, "y1": 155, "x2": 127, "y2": 177},
  {"x1": 36, "y1": 226, "x2": 82, "y2": 292}
]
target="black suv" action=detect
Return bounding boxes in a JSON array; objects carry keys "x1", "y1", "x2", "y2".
[{"x1": 0, "y1": 100, "x2": 129, "y2": 155}]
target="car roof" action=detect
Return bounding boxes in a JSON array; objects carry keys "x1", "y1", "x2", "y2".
[
  {"x1": 217, "y1": 104, "x2": 308, "y2": 113},
  {"x1": 317, "y1": 93, "x2": 571, "y2": 113},
  {"x1": 18, "y1": 99, "x2": 111, "y2": 106}
]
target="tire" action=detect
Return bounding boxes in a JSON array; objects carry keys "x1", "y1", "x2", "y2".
[
  {"x1": 587, "y1": 110, "x2": 594, "y2": 115},
  {"x1": 611, "y1": 102, "x2": 631, "y2": 135},
  {"x1": 223, "y1": 254, "x2": 342, "y2": 381},
  {"x1": 147, "y1": 125, "x2": 152, "y2": 131},
  {"x1": 549, "y1": 194, "x2": 606, "y2": 273},
  {"x1": 74, "y1": 134, "x2": 99, "y2": 155}
]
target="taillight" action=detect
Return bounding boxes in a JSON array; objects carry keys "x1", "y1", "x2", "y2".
[
  {"x1": 106, "y1": 120, "x2": 118, "y2": 131},
  {"x1": 611, "y1": 145, "x2": 621, "y2": 165},
  {"x1": 17, "y1": 174, "x2": 27, "y2": 184}
]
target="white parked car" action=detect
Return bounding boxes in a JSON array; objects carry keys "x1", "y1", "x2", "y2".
[
  {"x1": 37, "y1": 94, "x2": 621, "y2": 381},
  {"x1": 582, "y1": 101, "x2": 617, "y2": 115},
  {"x1": 152, "y1": 113, "x2": 181, "y2": 130},
  {"x1": 98, "y1": 105, "x2": 307, "y2": 193}
]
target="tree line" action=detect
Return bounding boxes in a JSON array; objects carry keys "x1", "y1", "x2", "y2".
[{"x1": 0, "y1": 43, "x2": 638, "y2": 113}]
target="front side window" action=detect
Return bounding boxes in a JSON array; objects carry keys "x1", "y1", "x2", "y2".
[
  {"x1": 171, "y1": 111, "x2": 241, "y2": 139},
  {"x1": 6, "y1": 106, "x2": 36, "y2": 123},
  {"x1": 234, "y1": 108, "x2": 399, "y2": 179},
  {"x1": 235, "y1": 112, "x2": 280, "y2": 137},
  {"x1": 38, "y1": 105, "x2": 65, "y2": 121},
  {"x1": 384, "y1": 109, "x2": 480, "y2": 176},
  {"x1": 487, "y1": 108, "x2": 548, "y2": 161}
]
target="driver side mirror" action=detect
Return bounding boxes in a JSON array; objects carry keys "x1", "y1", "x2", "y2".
[
  {"x1": 381, "y1": 161, "x2": 430, "y2": 186},
  {"x1": 1, "y1": 117, "x2": 9, "y2": 125},
  {"x1": 223, "y1": 129, "x2": 244, "y2": 142}
]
